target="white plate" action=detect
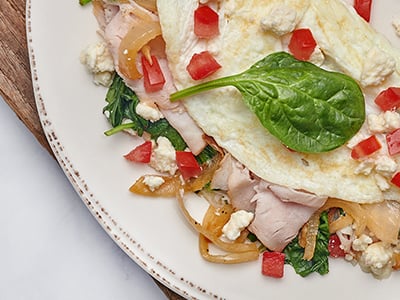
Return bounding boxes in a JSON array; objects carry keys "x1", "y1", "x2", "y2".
[{"x1": 27, "y1": 1, "x2": 400, "y2": 299}]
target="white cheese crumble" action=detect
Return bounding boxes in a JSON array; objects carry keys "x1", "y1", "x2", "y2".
[
  {"x1": 368, "y1": 111, "x2": 400, "y2": 134},
  {"x1": 374, "y1": 155, "x2": 397, "y2": 177},
  {"x1": 80, "y1": 41, "x2": 115, "y2": 86},
  {"x1": 354, "y1": 158, "x2": 375, "y2": 175},
  {"x1": 135, "y1": 102, "x2": 164, "y2": 122},
  {"x1": 375, "y1": 173, "x2": 391, "y2": 191},
  {"x1": 222, "y1": 210, "x2": 254, "y2": 241},
  {"x1": 359, "y1": 242, "x2": 394, "y2": 279},
  {"x1": 142, "y1": 175, "x2": 165, "y2": 191},
  {"x1": 150, "y1": 137, "x2": 177, "y2": 175},
  {"x1": 360, "y1": 47, "x2": 396, "y2": 87},
  {"x1": 352, "y1": 234, "x2": 373, "y2": 252},
  {"x1": 260, "y1": 5, "x2": 297, "y2": 36},
  {"x1": 336, "y1": 225, "x2": 355, "y2": 253}
]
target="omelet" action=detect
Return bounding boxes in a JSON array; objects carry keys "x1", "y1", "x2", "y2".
[{"x1": 156, "y1": 0, "x2": 400, "y2": 203}]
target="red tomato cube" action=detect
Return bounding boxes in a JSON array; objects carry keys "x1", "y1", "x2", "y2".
[
  {"x1": 194, "y1": 5, "x2": 219, "y2": 39},
  {"x1": 124, "y1": 140, "x2": 152, "y2": 163},
  {"x1": 288, "y1": 28, "x2": 317, "y2": 61},
  {"x1": 141, "y1": 55, "x2": 166, "y2": 93},
  {"x1": 354, "y1": 0, "x2": 372, "y2": 22},
  {"x1": 328, "y1": 234, "x2": 345, "y2": 258},
  {"x1": 186, "y1": 51, "x2": 221, "y2": 80},
  {"x1": 351, "y1": 135, "x2": 381, "y2": 160},
  {"x1": 261, "y1": 251, "x2": 285, "y2": 278},
  {"x1": 374, "y1": 87, "x2": 400, "y2": 111},
  {"x1": 391, "y1": 172, "x2": 400, "y2": 188},
  {"x1": 175, "y1": 151, "x2": 202, "y2": 180},
  {"x1": 386, "y1": 128, "x2": 400, "y2": 156}
]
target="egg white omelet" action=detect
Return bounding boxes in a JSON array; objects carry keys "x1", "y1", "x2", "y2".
[{"x1": 157, "y1": 0, "x2": 400, "y2": 203}]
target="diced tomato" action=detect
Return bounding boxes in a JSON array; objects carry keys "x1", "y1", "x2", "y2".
[
  {"x1": 328, "y1": 234, "x2": 345, "y2": 258},
  {"x1": 186, "y1": 51, "x2": 221, "y2": 80},
  {"x1": 141, "y1": 55, "x2": 166, "y2": 93},
  {"x1": 391, "y1": 172, "x2": 400, "y2": 188},
  {"x1": 354, "y1": 0, "x2": 372, "y2": 22},
  {"x1": 288, "y1": 28, "x2": 317, "y2": 61},
  {"x1": 386, "y1": 128, "x2": 400, "y2": 156},
  {"x1": 374, "y1": 87, "x2": 400, "y2": 111},
  {"x1": 124, "y1": 140, "x2": 152, "y2": 163},
  {"x1": 351, "y1": 135, "x2": 381, "y2": 159},
  {"x1": 261, "y1": 251, "x2": 285, "y2": 278},
  {"x1": 194, "y1": 5, "x2": 219, "y2": 39},
  {"x1": 175, "y1": 151, "x2": 202, "y2": 180}
]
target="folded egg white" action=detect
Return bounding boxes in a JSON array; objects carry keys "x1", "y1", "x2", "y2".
[{"x1": 157, "y1": 0, "x2": 400, "y2": 203}]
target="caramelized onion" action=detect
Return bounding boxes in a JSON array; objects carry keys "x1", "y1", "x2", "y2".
[
  {"x1": 198, "y1": 204, "x2": 259, "y2": 263},
  {"x1": 118, "y1": 15, "x2": 161, "y2": 80},
  {"x1": 135, "y1": 0, "x2": 157, "y2": 12},
  {"x1": 129, "y1": 174, "x2": 180, "y2": 197},
  {"x1": 202, "y1": 203, "x2": 234, "y2": 237},
  {"x1": 129, "y1": 154, "x2": 222, "y2": 196},
  {"x1": 319, "y1": 198, "x2": 367, "y2": 236},
  {"x1": 363, "y1": 201, "x2": 400, "y2": 244},
  {"x1": 329, "y1": 214, "x2": 353, "y2": 234},
  {"x1": 302, "y1": 212, "x2": 321, "y2": 261},
  {"x1": 199, "y1": 234, "x2": 259, "y2": 264},
  {"x1": 177, "y1": 191, "x2": 259, "y2": 257}
]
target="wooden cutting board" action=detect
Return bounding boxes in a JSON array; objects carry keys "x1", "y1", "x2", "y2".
[{"x1": 0, "y1": 0, "x2": 184, "y2": 299}]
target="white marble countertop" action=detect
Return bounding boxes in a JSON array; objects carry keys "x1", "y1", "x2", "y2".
[{"x1": 0, "y1": 97, "x2": 167, "y2": 300}]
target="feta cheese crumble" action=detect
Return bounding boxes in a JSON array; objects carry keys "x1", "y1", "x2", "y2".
[
  {"x1": 374, "y1": 155, "x2": 397, "y2": 177},
  {"x1": 368, "y1": 111, "x2": 400, "y2": 134},
  {"x1": 359, "y1": 242, "x2": 394, "y2": 279},
  {"x1": 150, "y1": 137, "x2": 177, "y2": 175},
  {"x1": 260, "y1": 5, "x2": 297, "y2": 36},
  {"x1": 80, "y1": 41, "x2": 115, "y2": 86},
  {"x1": 135, "y1": 102, "x2": 164, "y2": 122},
  {"x1": 375, "y1": 173, "x2": 391, "y2": 191},
  {"x1": 142, "y1": 175, "x2": 165, "y2": 191},
  {"x1": 222, "y1": 210, "x2": 254, "y2": 241},
  {"x1": 352, "y1": 234, "x2": 373, "y2": 252},
  {"x1": 360, "y1": 47, "x2": 396, "y2": 87}
]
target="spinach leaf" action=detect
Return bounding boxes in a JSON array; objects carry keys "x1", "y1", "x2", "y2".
[
  {"x1": 283, "y1": 212, "x2": 330, "y2": 277},
  {"x1": 195, "y1": 145, "x2": 218, "y2": 164},
  {"x1": 103, "y1": 74, "x2": 147, "y2": 135},
  {"x1": 103, "y1": 75, "x2": 216, "y2": 160},
  {"x1": 170, "y1": 52, "x2": 365, "y2": 153},
  {"x1": 146, "y1": 119, "x2": 187, "y2": 150}
]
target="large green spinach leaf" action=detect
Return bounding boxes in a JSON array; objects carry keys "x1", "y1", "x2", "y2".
[
  {"x1": 283, "y1": 212, "x2": 330, "y2": 277},
  {"x1": 170, "y1": 52, "x2": 365, "y2": 153}
]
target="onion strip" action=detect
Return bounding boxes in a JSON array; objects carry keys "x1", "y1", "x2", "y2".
[
  {"x1": 329, "y1": 214, "x2": 353, "y2": 234},
  {"x1": 302, "y1": 212, "x2": 321, "y2": 261},
  {"x1": 129, "y1": 154, "x2": 222, "y2": 197},
  {"x1": 199, "y1": 234, "x2": 259, "y2": 264},
  {"x1": 318, "y1": 198, "x2": 367, "y2": 236},
  {"x1": 198, "y1": 201, "x2": 259, "y2": 263},
  {"x1": 135, "y1": 0, "x2": 157, "y2": 12},
  {"x1": 177, "y1": 191, "x2": 259, "y2": 255},
  {"x1": 118, "y1": 15, "x2": 161, "y2": 80}
]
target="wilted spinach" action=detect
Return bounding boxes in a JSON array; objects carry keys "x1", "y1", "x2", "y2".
[
  {"x1": 283, "y1": 212, "x2": 330, "y2": 277},
  {"x1": 103, "y1": 74, "x2": 216, "y2": 161}
]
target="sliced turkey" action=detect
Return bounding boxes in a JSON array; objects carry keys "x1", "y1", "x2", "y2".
[{"x1": 248, "y1": 182, "x2": 327, "y2": 252}]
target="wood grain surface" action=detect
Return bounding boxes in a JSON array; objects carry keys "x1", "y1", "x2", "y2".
[{"x1": 0, "y1": 0, "x2": 184, "y2": 299}]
